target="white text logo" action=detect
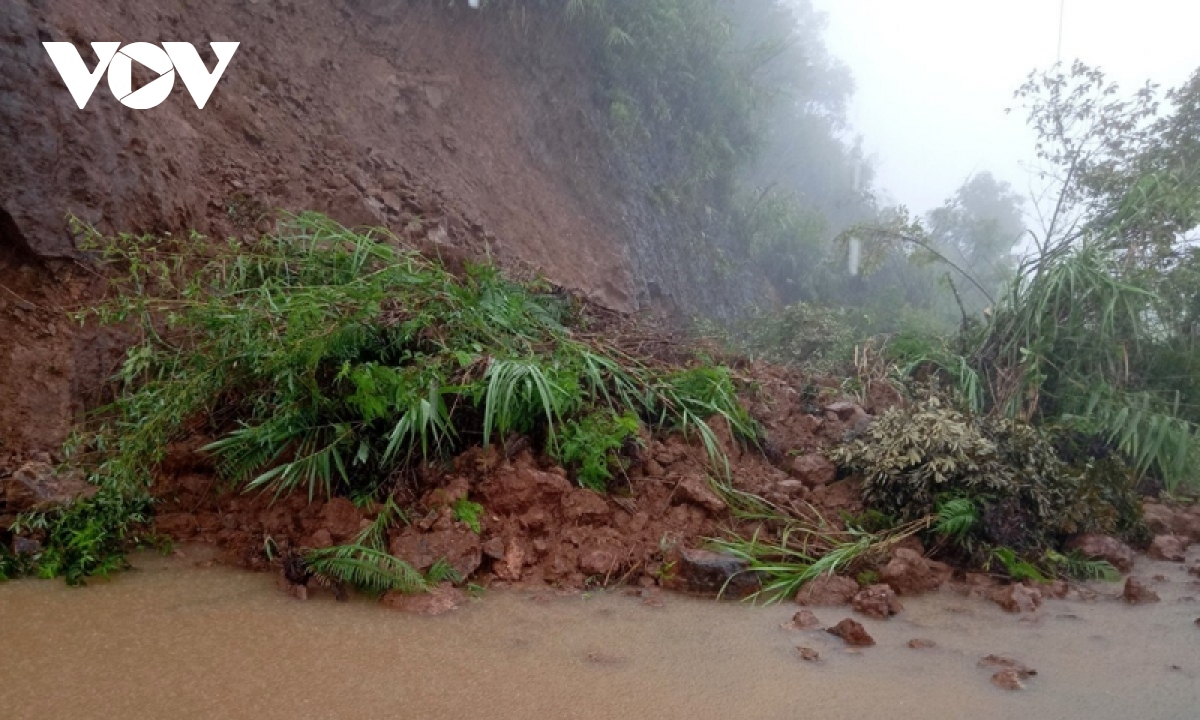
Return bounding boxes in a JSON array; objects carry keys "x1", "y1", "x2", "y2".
[{"x1": 42, "y1": 41, "x2": 240, "y2": 110}]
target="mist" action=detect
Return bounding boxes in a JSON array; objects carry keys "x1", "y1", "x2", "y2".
[{"x1": 812, "y1": 0, "x2": 1200, "y2": 215}]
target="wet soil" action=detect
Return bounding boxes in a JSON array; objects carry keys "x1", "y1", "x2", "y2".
[{"x1": 2, "y1": 546, "x2": 1198, "y2": 720}]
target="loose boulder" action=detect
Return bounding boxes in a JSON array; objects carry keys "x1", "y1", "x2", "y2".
[
  {"x1": 1148, "y1": 535, "x2": 1190, "y2": 563},
  {"x1": 1067, "y1": 534, "x2": 1135, "y2": 573},
  {"x1": 852, "y1": 584, "x2": 903, "y2": 620},
  {"x1": 668, "y1": 548, "x2": 759, "y2": 598},
  {"x1": 881, "y1": 548, "x2": 951, "y2": 595},
  {"x1": 990, "y1": 583, "x2": 1043, "y2": 613},
  {"x1": 827, "y1": 618, "x2": 875, "y2": 647},
  {"x1": 795, "y1": 574, "x2": 860, "y2": 606},
  {"x1": 1123, "y1": 577, "x2": 1161, "y2": 605}
]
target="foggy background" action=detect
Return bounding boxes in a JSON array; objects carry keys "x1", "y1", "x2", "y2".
[{"x1": 812, "y1": 0, "x2": 1200, "y2": 215}]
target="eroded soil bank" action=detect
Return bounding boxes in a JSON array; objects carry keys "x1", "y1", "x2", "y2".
[{"x1": 2, "y1": 546, "x2": 1198, "y2": 720}]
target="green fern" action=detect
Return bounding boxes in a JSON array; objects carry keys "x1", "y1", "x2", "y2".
[{"x1": 304, "y1": 544, "x2": 427, "y2": 595}]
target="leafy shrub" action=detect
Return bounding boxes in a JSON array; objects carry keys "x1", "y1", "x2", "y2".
[
  {"x1": 830, "y1": 397, "x2": 1114, "y2": 555},
  {"x1": 554, "y1": 411, "x2": 641, "y2": 491}
]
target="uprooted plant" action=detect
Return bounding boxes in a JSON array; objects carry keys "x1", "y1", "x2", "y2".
[{"x1": 11, "y1": 213, "x2": 761, "y2": 586}]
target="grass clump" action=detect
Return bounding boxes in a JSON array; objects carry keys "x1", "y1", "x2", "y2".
[{"x1": 15, "y1": 213, "x2": 758, "y2": 584}]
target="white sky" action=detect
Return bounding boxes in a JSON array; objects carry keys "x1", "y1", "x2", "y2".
[{"x1": 810, "y1": 0, "x2": 1200, "y2": 215}]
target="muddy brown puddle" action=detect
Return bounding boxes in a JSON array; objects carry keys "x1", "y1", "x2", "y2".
[{"x1": 2, "y1": 547, "x2": 1198, "y2": 719}]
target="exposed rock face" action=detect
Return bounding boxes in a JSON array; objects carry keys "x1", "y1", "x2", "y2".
[
  {"x1": 851, "y1": 584, "x2": 903, "y2": 620},
  {"x1": 990, "y1": 583, "x2": 1043, "y2": 613},
  {"x1": 827, "y1": 618, "x2": 875, "y2": 647},
  {"x1": 881, "y1": 548, "x2": 951, "y2": 596},
  {"x1": 1067, "y1": 534, "x2": 1135, "y2": 573},
  {"x1": 1123, "y1": 577, "x2": 1161, "y2": 605},
  {"x1": 1148, "y1": 535, "x2": 1190, "y2": 562},
  {"x1": 671, "y1": 474, "x2": 727, "y2": 514},
  {"x1": 668, "y1": 548, "x2": 760, "y2": 598},
  {"x1": 1, "y1": 461, "x2": 96, "y2": 513},
  {"x1": 795, "y1": 574, "x2": 860, "y2": 606},
  {"x1": 787, "y1": 453, "x2": 836, "y2": 487},
  {"x1": 389, "y1": 527, "x2": 483, "y2": 579}
]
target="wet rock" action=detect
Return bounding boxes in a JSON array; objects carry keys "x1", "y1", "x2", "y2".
[
  {"x1": 881, "y1": 549, "x2": 951, "y2": 596},
  {"x1": 478, "y1": 464, "x2": 572, "y2": 515},
  {"x1": 979, "y1": 654, "x2": 1032, "y2": 670},
  {"x1": 667, "y1": 548, "x2": 759, "y2": 598},
  {"x1": 797, "y1": 647, "x2": 821, "y2": 662},
  {"x1": 319, "y1": 498, "x2": 362, "y2": 541},
  {"x1": 381, "y1": 583, "x2": 466, "y2": 616},
  {"x1": 307, "y1": 528, "x2": 333, "y2": 549},
  {"x1": 822, "y1": 401, "x2": 862, "y2": 422},
  {"x1": 1148, "y1": 535, "x2": 1190, "y2": 562},
  {"x1": 389, "y1": 527, "x2": 482, "y2": 579},
  {"x1": 562, "y1": 489, "x2": 611, "y2": 524},
  {"x1": 1044, "y1": 579, "x2": 1069, "y2": 599},
  {"x1": 991, "y1": 669, "x2": 1032, "y2": 691},
  {"x1": 1067, "y1": 534, "x2": 1135, "y2": 573},
  {"x1": 493, "y1": 540, "x2": 527, "y2": 581},
  {"x1": 1143, "y1": 503, "x2": 1178, "y2": 535},
  {"x1": 787, "y1": 609, "x2": 822, "y2": 630},
  {"x1": 671, "y1": 474, "x2": 727, "y2": 514},
  {"x1": 795, "y1": 574, "x2": 859, "y2": 606},
  {"x1": 787, "y1": 453, "x2": 836, "y2": 487},
  {"x1": 852, "y1": 584, "x2": 903, "y2": 619},
  {"x1": 907, "y1": 639, "x2": 937, "y2": 649},
  {"x1": 827, "y1": 618, "x2": 875, "y2": 647},
  {"x1": 1123, "y1": 577, "x2": 1161, "y2": 605},
  {"x1": 578, "y1": 547, "x2": 619, "y2": 576},
  {"x1": 2, "y1": 461, "x2": 96, "y2": 512},
  {"x1": 10, "y1": 536, "x2": 40, "y2": 556},
  {"x1": 990, "y1": 583, "x2": 1043, "y2": 613}
]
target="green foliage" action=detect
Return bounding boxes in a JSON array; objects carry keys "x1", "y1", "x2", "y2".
[
  {"x1": 304, "y1": 544, "x2": 428, "y2": 596},
  {"x1": 989, "y1": 547, "x2": 1048, "y2": 583},
  {"x1": 452, "y1": 499, "x2": 485, "y2": 535},
  {"x1": 1044, "y1": 549, "x2": 1121, "y2": 582},
  {"x1": 67, "y1": 214, "x2": 756, "y2": 535},
  {"x1": 933, "y1": 498, "x2": 978, "y2": 539},
  {"x1": 6, "y1": 488, "x2": 152, "y2": 585},
  {"x1": 709, "y1": 515, "x2": 928, "y2": 603},
  {"x1": 553, "y1": 410, "x2": 641, "y2": 491},
  {"x1": 706, "y1": 302, "x2": 860, "y2": 375},
  {"x1": 831, "y1": 397, "x2": 1087, "y2": 555}
]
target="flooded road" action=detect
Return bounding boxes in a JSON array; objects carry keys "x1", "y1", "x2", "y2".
[{"x1": 2, "y1": 548, "x2": 1198, "y2": 719}]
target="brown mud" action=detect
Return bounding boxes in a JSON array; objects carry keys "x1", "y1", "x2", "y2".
[{"x1": 2, "y1": 545, "x2": 1199, "y2": 720}]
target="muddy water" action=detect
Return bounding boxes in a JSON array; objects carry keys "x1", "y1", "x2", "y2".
[{"x1": 2, "y1": 549, "x2": 1198, "y2": 720}]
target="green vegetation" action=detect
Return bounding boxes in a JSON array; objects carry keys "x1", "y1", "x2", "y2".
[{"x1": 7, "y1": 214, "x2": 758, "y2": 585}]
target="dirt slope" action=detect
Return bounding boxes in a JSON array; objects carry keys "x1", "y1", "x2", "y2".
[{"x1": 1, "y1": 0, "x2": 653, "y2": 455}]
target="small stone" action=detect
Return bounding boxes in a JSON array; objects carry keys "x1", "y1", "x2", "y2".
[
  {"x1": 787, "y1": 609, "x2": 822, "y2": 630},
  {"x1": 991, "y1": 669, "x2": 1029, "y2": 691},
  {"x1": 852, "y1": 584, "x2": 903, "y2": 619},
  {"x1": 907, "y1": 639, "x2": 937, "y2": 649},
  {"x1": 672, "y1": 474, "x2": 727, "y2": 514},
  {"x1": 667, "y1": 548, "x2": 759, "y2": 598},
  {"x1": 797, "y1": 647, "x2": 821, "y2": 662},
  {"x1": 1067, "y1": 534, "x2": 1135, "y2": 573},
  {"x1": 795, "y1": 574, "x2": 859, "y2": 606},
  {"x1": 827, "y1": 618, "x2": 875, "y2": 647},
  {"x1": 990, "y1": 583, "x2": 1043, "y2": 613},
  {"x1": 1148, "y1": 535, "x2": 1190, "y2": 562},
  {"x1": 1123, "y1": 577, "x2": 1161, "y2": 605}
]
